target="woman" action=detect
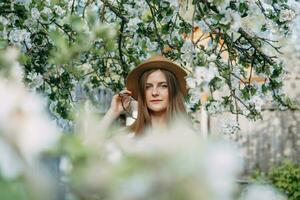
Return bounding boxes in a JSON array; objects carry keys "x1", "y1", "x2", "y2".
[{"x1": 101, "y1": 55, "x2": 188, "y2": 135}]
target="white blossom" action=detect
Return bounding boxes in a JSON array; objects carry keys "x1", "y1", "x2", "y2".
[
  {"x1": 164, "y1": 0, "x2": 179, "y2": 8},
  {"x1": 186, "y1": 77, "x2": 196, "y2": 89},
  {"x1": 145, "y1": 38, "x2": 158, "y2": 51},
  {"x1": 279, "y1": 9, "x2": 296, "y2": 22},
  {"x1": 197, "y1": 20, "x2": 210, "y2": 33},
  {"x1": 194, "y1": 65, "x2": 218, "y2": 85},
  {"x1": 31, "y1": 7, "x2": 40, "y2": 20},
  {"x1": 80, "y1": 63, "x2": 93, "y2": 73},
  {"x1": 24, "y1": 31, "x2": 32, "y2": 49},
  {"x1": 127, "y1": 17, "x2": 142, "y2": 32},
  {"x1": 242, "y1": 108, "x2": 251, "y2": 116},
  {"x1": 53, "y1": 5, "x2": 66, "y2": 17},
  {"x1": 241, "y1": 3, "x2": 266, "y2": 35},
  {"x1": 162, "y1": 15, "x2": 173, "y2": 24},
  {"x1": 247, "y1": 95, "x2": 265, "y2": 112},
  {"x1": 221, "y1": 119, "x2": 240, "y2": 134},
  {"x1": 231, "y1": 67, "x2": 241, "y2": 89},
  {"x1": 41, "y1": 7, "x2": 52, "y2": 16},
  {"x1": 219, "y1": 11, "x2": 231, "y2": 25},
  {"x1": 180, "y1": 40, "x2": 195, "y2": 66},
  {"x1": 169, "y1": 29, "x2": 181, "y2": 42},
  {"x1": 135, "y1": 1, "x2": 149, "y2": 12},
  {"x1": 213, "y1": 0, "x2": 231, "y2": 14},
  {"x1": 111, "y1": 74, "x2": 121, "y2": 82},
  {"x1": 207, "y1": 54, "x2": 217, "y2": 62},
  {"x1": 188, "y1": 88, "x2": 201, "y2": 106},
  {"x1": 14, "y1": 0, "x2": 32, "y2": 8},
  {"x1": 27, "y1": 72, "x2": 44, "y2": 89},
  {"x1": 0, "y1": 16, "x2": 9, "y2": 26},
  {"x1": 260, "y1": 1, "x2": 274, "y2": 12},
  {"x1": 8, "y1": 28, "x2": 27, "y2": 44},
  {"x1": 7, "y1": 13, "x2": 19, "y2": 25},
  {"x1": 205, "y1": 100, "x2": 224, "y2": 115},
  {"x1": 7, "y1": 28, "x2": 32, "y2": 50},
  {"x1": 179, "y1": 0, "x2": 195, "y2": 23},
  {"x1": 230, "y1": 11, "x2": 242, "y2": 31}
]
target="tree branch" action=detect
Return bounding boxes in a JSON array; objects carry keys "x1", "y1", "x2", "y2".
[
  {"x1": 145, "y1": 0, "x2": 164, "y2": 54},
  {"x1": 100, "y1": 0, "x2": 128, "y2": 22},
  {"x1": 118, "y1": 19, "x2": 128, "y2": 79}
]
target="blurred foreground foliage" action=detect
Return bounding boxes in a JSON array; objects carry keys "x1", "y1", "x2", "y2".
[{"x1": 0, "y1": 0, "x2": 300, "y2": 199}]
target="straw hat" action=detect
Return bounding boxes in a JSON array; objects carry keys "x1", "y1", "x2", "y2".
[{"x1": 126, "y1": 55, "x2": 188, "y2": 100}]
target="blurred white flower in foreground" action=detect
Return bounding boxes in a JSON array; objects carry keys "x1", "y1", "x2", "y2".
[
  {"x1": 202, "y1": 141, "x2": 243, "y2": 200},
  {"x1": 0, "y1": 48, "x2": 59, "y2": 179},
  {"x1": 0, "y1": 79, "x2": 59, "y2": 164},
  {"x1": 0, "y1": 138, "x2": 23, "y2": 179},
  {"x1": 68, "y1": 116, "x2": 247, "y2": 200},
  {"x1": 1, "y1": 47, "x2": 24, "y2": 82}
]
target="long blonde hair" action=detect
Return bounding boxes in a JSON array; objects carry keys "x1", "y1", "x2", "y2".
[{"x1": 129, "y1": 69, "x2": 187, "y2": 135}]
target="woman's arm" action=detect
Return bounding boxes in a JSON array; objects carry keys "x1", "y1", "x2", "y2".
[{"x1": 99, "y1": 90, "x2": 132, "y2": 130}]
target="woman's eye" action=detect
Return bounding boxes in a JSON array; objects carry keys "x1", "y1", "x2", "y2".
[
  {"x1": 161, "y1": 85, "x2": 168, "y2": 88},
  {"x1": 145, "y1": 85, "x2": 152, "y2": 89}
]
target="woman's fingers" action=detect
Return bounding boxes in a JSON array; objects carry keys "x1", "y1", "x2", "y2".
[
  {"x1": 118, "y1": 90, "x2": 133, "y2": 109},
  {"x1": 118, "y1": 89, "x2": 132, "y2": 97}
]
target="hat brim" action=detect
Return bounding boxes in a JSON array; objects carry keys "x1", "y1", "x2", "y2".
[{"x1": 126, "y1": 59, "x2": 188, "y2": 100}]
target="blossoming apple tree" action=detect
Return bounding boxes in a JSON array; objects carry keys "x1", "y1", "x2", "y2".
[{"x1": 0, "y1": 0, "x2": 299, "y2": 132}]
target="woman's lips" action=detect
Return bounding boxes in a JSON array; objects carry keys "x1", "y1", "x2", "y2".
[{"x1": 150, "y1": 100, "x2": 162, "y2": 104}]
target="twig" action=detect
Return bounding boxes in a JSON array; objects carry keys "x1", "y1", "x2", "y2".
[
  {"x1": 71, "y1": 0, "x2": 76, "y2": 14},
  {"x1": 238, "y1": 28, "x2": 274, "y2": 65}
]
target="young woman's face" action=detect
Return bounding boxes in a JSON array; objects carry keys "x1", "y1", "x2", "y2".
[{"x1": 145, "y1": 70, "x2": 169, "y2": 114}]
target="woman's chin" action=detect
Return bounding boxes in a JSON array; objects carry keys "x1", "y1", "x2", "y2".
[{"x1": 148, "y1": 107, "x2": 167, "y2": 114}]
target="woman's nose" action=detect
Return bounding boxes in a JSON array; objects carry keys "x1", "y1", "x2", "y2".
[{"x1": 151, "y1": 87, "x2": 159, "y2": 96}]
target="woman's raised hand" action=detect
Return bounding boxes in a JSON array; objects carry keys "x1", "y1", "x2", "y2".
[{"x1": 107, "y1": 89, "x2": 132, "y2": 119}]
